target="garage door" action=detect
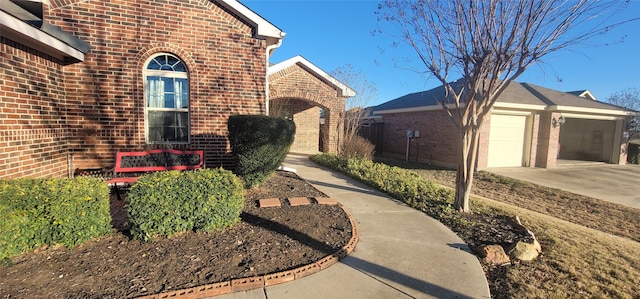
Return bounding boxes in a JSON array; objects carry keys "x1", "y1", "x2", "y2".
[{"x1": 487, "y1": 114, "x2": 527, "y2": 167}]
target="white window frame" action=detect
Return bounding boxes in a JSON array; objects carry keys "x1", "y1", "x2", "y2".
[{"x1": 143, "y1": 53, "x2": 190, "y2": 144}]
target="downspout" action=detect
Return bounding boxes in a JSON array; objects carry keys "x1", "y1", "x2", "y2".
[{"x1": 265, "y1": 37, "x2": 284, "y2": 116}]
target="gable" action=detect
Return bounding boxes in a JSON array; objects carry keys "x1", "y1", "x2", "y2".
[{"x1": 269, "y1": 55, "x2": 355, "y2": 98}]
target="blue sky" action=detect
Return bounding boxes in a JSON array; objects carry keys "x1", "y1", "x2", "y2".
[{"x1": 244, "y1": 0, "x2": 640, "y2": 106}]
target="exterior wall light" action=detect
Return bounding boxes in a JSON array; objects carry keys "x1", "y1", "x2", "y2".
[{"x1": 553, "y1": 114, "x2": 566, "y2": 128}]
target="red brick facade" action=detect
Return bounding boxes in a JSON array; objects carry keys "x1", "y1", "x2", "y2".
[
  {"x1": 0, "y1": 38, "x2": 70, "y2": 178},
  {"x1": 46, "y1": 0, "x2": 267, "y2": 170},
  {"x1": 269, "y1": 63, "x2": 346, "y2": 154},
  {"x1": 380, "y1": 110, "x2": 460, "y2": 167},
  {"x1": 2, "y1": 0, "x2": 268, "y2": 178},
  {"x1": 535, "y1": 112, "x2": 561, "y2": 168},
  {"x1": 1, "y1": 1, "x2": 349, "y2": 179}
]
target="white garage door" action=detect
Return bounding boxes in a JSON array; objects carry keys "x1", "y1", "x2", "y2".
[{"x1": 487, "y1": 114, "x2": 527, "y2": 167}]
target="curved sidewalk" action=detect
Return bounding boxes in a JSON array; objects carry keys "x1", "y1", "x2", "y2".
[{"x1": 216, "y1": 154, "x2": 490, "y2": 299}]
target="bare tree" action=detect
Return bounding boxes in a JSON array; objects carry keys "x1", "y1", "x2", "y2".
[
  {"x1": 607, "y1": 88, "x2": 640, "y2": 149},
  {"x1": 331, "y1": 65, "x2": 378, "y2": 157},
  {"x1": 377, "y1": 0, "x2": 639, "y2": 212},
  {"x1": 607, "y1": 88, "x2": 640, "y2": 111}
]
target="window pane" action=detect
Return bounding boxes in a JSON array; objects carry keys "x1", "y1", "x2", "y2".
[
  {"x1": 173, "y1": 62, "x2": 187, "y2": 72},
  {"x1": 147, "y1": 59, "x2": 161, "y2": 70},
  {"x1": 163, "y1": 94, "x2": 175, "y2": 108},
  {"x1": 163, "y1": 77, "x2": 175, "y2": 92},
  {"x1": 176, "y1": 78, "x2": 188, "y2": 108},
  {"x1": 147, "y1": 76, "x2": 162, "y2": 107},
  {"x1": 148, "y1": 126, "x2": 163, "y2": 142},
  {"x1": 176, "y1": 127, "x2": 188, "y2": 142},
  {"x1": 157, "y1": 55, "x2": 167, "y2": 66},
  {"x1": 177, "y1": 112, "x2": 188, "y2": 126},
  {"x1": 167, "y1": 55, "x2": 179, "y2": 67}
]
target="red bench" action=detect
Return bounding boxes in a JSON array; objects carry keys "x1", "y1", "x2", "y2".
[{"x1": 106, "y1": 149, "x2": 204, "y2": 200}]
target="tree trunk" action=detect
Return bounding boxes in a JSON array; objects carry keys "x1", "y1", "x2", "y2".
[{"x1": 453, "y1": 124, "x2": 480, "y2": 213}]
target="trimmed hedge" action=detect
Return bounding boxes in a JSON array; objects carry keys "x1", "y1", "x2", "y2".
[
  {"x1": 311, "y1": 153, "x2": 455, "y2": 218},
  {"x1": 228, "y1": 115, "x2": 296, "y2": 188},
  {"x1": 126, "y1": 169, "x2": 244, "y2": 241},
  {"x1": 0, "y1": 177, "x2": 111, "y2": 261}
]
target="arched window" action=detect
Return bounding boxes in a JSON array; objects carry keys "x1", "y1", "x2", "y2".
[{"x1": 144, "y1": 53, "x2": 189, "y2": 143}]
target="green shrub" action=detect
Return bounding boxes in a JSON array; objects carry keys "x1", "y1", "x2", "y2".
[
  {"x1": 0, "y1": 177, "x2": 111, "y2": 261},
  {"x1": 311, "y1": 153, "x2": 454, "y2": 219},
  {"x1": 228, "y1": 115, "x2": 296, "y2": 188},
  {"x1": 126, "y1": 169, "x2": 244, "y2": 241}
]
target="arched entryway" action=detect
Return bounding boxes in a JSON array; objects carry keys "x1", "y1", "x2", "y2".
[
  {"x1": 268, "y1": 56, "x2": 354, "y2": 154},
  {"x1": 269, "y1": 98, "x2": 327, "y2": 154}
]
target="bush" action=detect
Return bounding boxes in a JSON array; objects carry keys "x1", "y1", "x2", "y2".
[
  {"x1": 0, "y1": 177, "x2": 111, "y2": 261},
  {"x1": 628, "y1": 143, "x2": 639, "y2": 164},
  {"x1": 228, "y1": 115, "x2": 296, "y2": 188},
  {"x1": 341, "y1": 135, "x2": 375, "y2": 160},
  {"x1": 311, "y1": 153, "x2": 454, "y2": 218},
  {"x1": 126, "y1": 169, "x2": 244, "y2": 241}
]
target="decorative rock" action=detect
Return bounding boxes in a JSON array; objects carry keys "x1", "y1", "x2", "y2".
[
  {"x1": 475, "y1": 244, "x2": 511, "y2": 265},
  {"x1": 508, "y1": 241, "x2": 540, "y2": 261},
  {"x1": 506, "y1": 215, "x2": 542, "y2": 261}
]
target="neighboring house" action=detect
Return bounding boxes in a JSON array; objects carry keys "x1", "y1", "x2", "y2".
[
  {"x1": 0, "y1": 0, "x2": 350, "y2": 179},
  {"x1": 371, "y1": 81, "x2": 635, "y2": 169}
]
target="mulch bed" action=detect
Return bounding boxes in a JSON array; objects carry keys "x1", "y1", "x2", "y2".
[{"x1": 0, "y1": 171, "x2": 353, "y2": 298}]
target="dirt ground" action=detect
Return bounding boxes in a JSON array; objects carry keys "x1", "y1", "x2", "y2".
[{"x1": 0, "y1": 171, "x2": 352, "y2": 298}]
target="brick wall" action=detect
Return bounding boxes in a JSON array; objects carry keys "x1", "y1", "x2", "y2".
[
  {"x1": 476, "y1": 111, "x2": 491, "y2": 169},
  {"x1": 47, "y1": 0, "x2": 268, "y2": 169},
  {"x1": 535, "y1": 112, "x2": 560, "y2": 168},
  {"x1": 269, "y1": 64, "x2": 345, "y2": 154},
  {"x1": 380, "y1": 109, "x2": 460, "y2": 167},
  {"x1": 0, "y1": 38, "x2": 70, "y2": 179},
  {"x1": 290, "y1": 100, "x2": 320, "y2": 154}
]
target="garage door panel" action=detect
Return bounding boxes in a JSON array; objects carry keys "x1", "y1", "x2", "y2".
[{"x1": 487, "y1": 114, "x2": 527, "y2": 167}]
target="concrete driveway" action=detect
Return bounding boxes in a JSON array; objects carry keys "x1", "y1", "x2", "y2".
[{"x1": 486, "y1": 163, "x2": 640, "y2": 210}]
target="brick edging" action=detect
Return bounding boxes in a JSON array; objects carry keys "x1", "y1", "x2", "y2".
[{"x1": 136, "y1": 201, "x2": 359, "y2": 299}]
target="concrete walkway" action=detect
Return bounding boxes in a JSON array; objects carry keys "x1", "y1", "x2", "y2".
[
  {"x1": 487, "y1": 163, "x2": 640, "y2": 210},
  {"x1": 214, "y1": 154, "x2": 490, "y2": 299}
]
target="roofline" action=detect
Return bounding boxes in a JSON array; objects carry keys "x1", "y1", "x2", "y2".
[
  {"x1": 374, "y1": 102, "x2": 631, "y2": 116},
  {"x1": 0, "y1": 9, "x2": 85, "y2": 62},
  {"x1": 547, "y1": 105, "x2": 633, "y2": 116},
  {"x1": 373, "y1": 103, "x2": 458, "y2": 114},
  {"x1": 217, "y1": 0, "x2": 285, "y2": 46},
  {"x1": 269, "y1": 55, "x2": 356, "y2": 97}
]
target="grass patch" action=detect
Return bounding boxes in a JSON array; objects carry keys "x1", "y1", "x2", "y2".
[
  {"x1": 317, "y1": 154, "x2": 640, "y2": 298},
  {"x1": 475, "y1": 199, "x2": 640, "y2": 298}
]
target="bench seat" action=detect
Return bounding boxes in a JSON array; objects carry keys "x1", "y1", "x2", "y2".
[{"x1": 108, "y1": 149, "x2": 204, "y2": 199}]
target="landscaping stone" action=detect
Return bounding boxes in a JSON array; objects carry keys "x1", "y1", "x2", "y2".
[{"x1": 475, "y1": 244, "x2": 511, "y2": 265}]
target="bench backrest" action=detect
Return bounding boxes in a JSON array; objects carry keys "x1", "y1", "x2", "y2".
[{"x1": 113, "y1": 149, "x2": 204, "y2": 173}]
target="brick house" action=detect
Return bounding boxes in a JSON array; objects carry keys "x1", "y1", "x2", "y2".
[
  {"x1": 1, "y1": 0, "x2": 350, "y2": 179},
  {"x1": 371, "y1": 81, "x2": 635, "y2": 169}
]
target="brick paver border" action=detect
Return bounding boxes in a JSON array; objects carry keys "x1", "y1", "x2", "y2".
[{"x1": 137, "y1": 198, "x2": 358, "y2": 299}]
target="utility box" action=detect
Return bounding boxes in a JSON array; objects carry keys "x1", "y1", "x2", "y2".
[{"x1": 407, "y1": 130, "x2": 420, "y2": 138}]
